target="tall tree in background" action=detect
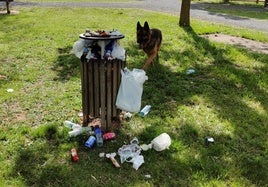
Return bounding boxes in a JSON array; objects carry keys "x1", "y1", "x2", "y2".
[{"x1": 179, "y1": 0, "x2": 191, "y2": 26}]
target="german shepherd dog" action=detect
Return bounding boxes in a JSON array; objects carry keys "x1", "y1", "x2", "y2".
[{"x1": 136, "y1": 21, "x2": 162, "y2": 70}]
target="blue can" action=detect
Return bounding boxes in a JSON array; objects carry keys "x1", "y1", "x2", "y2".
[{"x1": 85, "y1": 135, "x2": 96, "y2": 148}]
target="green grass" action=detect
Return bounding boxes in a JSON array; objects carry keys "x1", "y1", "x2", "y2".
[
  {"x1": 0, "y1": 6, "x2": 268, "y2": 187},
  {"x1": 193, "y1": 0, "x2": 268, "y2": 20}
]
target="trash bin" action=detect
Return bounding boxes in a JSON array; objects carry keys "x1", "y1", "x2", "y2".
[{"x1": 78, "y1": 32, "x2": 126, "y2": 131}]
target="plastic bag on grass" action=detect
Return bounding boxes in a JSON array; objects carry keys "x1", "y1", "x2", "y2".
[{"x1": 116, "y1": 68, "x2": 148, "y2": 113}]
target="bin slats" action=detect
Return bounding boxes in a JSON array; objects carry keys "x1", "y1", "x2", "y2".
[
  {"x1": 81, "y1": 57, "x2": 125, "y2": 131},
  {"x1": 93, "y1": 60, "x2": 100, "y2": 116},
  {"x1": 88, "y1": 61, "x2": 94, "y2": 116},
  {"x1": 100, "y1": 61, "x2": 106, "y2": 130},
  {"x1": 112, "y1": 60, "x2": 118, "y2": 117},
  {"x1": 82, "y1": 61, "x2": 89, "y2": 123},
  {"x1": 106, "y1": 62, "x2": 112, "y2": 131}
]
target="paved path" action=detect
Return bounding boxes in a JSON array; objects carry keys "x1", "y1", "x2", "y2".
[{"x1": 5, "y1": 0, "x2": 268, "y2": 32}]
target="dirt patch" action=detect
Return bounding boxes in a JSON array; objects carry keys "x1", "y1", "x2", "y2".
[
  {"x1": 201, "y1": 33, "x2": 268, "y2": 54},
  {"x1": 0, "y1": 10, "x2": 19, "y2": 15}
]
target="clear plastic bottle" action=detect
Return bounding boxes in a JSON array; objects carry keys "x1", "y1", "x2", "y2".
[
  {"x1": 68, "y1": 126, "x2": 93, "y2": 137},
  {"x1": 140, "y1": 105, "x2": 151, "y2": 117},
  {"x1": 94, "y1": 126, "x2": 103, "y2": 147},
  {"x1": 64, "y1": 120, "x2": 81, "y2": 129}
]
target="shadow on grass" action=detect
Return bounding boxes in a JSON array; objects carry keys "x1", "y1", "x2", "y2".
[
  {"x1": 179, "y1": 26, "x2": 267, "y2": 185},
  {"x1": 10, "y1": 27, "x2": 267, "y2": 186},
  {"x1": 51, "y1": 46, "x2": 81, "y2": 81},
  {"x1": 126, "y1": 26, "x2": 267, "y2": 185}
]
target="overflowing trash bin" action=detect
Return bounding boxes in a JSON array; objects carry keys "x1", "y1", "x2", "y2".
[{"x1": 73, "y1": 29, "x2": 126, "y2": 131}]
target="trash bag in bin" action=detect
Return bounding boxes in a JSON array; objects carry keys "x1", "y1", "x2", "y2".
[
  {"x1": 73, "y1": 39, "x2": 85, "y2": 58},
  {"x1": 116, "y1": 68, "x2": 148, "y2": 113},
  {"x1": 72, "y1": 39, "x2": 93, "y2": 58}
]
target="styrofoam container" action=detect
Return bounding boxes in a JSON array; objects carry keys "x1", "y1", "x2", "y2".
[{"x1": 151, "y1": 133, "x2": 171, "y2": 151}]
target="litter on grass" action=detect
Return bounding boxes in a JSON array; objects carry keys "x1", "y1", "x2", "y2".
[
  {"x1": 186, "y1": 68, "x2": 195, "y2": 75},
  {"x1": 106, "y1": 152, "x2": 120, "y2": 168},
  {"x1": 118, "y1": 137, "x2": 144, "y2": 170},
  {"x1": 7, "y1": 88, "x2": 14, "y2": 92},
  {"x1": 205, "y1": 137, "x2": 215, "y2": 145},
  {"x1": 65, "y1": 121, "x2": 171, "y2": 170},
  {"x1": 140, "y1": 133, "x2": 171, "y2": 152}
]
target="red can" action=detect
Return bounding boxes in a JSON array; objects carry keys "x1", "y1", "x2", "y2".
[
  {"x1": 103, "y1": 132, "x2": 115, "y2": 141},
  {"x1": 71, "y1": 148, "x2": 79, "y2": 162}
]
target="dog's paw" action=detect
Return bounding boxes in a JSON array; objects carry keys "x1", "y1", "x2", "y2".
[{"x1": 142, "y1": 65, "x2": 148, "y2": 71}]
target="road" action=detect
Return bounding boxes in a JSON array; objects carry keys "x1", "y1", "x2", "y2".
[{"x1": 4, "y1": 0, "x2": 268, "y2": 32}]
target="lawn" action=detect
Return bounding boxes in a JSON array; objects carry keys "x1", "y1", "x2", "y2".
[
  {"x1": 193, "y1": 0, "x2": 268, "y2": 20},
  {"x1": 0, "y1": 5, "x2": 268, "y2": 187}
]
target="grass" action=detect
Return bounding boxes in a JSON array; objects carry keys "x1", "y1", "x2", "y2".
[
  {"x1": 193, "y1": 0, "x2": 268, "y2": 20},
  {"x1": 0, "y1": 5, "x2": 268, "y2": 187}
]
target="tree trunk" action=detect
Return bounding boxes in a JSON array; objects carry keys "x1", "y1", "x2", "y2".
[
  {"x1": 265, "y1": 0, "x2": 268, "y2": 7},
  {"x1": 6, "y1": 0, "x2": 10, "y2": 14},
  {"x1": 179, "y1": 0, "x2": 191, "y2": 27}
]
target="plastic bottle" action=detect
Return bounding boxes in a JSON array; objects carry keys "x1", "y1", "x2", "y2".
[
  {"x1": 64, "y1": 120, "x2": 81, "y2": 129},
  {"x1": 68, "y1": 126, "x2": 93, "y2": 137},
  {"x1": 140, "y1": 105, "x2": 151, "y2": 117},
  {"x1": 94, "y1": 126, "x2": 103, "y2": 147}
]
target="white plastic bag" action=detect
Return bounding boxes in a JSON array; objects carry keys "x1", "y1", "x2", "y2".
[
  {"x1": 112, "y1": 42, "x2": 126, "y2": 61},
  {"x1": 72, "y1": 39, "x2": 93, "y2": 59},
  {"x1": 72, "y1": 39, "x2": 86, "y2": 58},
  {"x1": 116, "y1": 68, "x2": 148, "y2": 113},
  {"x1": 127, "y1": 155, "x2": 144, "y2": 170}
]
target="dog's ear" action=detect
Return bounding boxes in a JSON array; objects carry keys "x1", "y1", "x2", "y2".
[
  {"x1": 137, "y1": 21, "x2": 142, "y2": 30},
  {"x1": 144, "y1": 21, "x2": 150, "y2": 31}
]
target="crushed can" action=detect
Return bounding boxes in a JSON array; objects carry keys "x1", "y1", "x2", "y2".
[
  {"x1": 71, "y1": 148, "x2": 79, "y2": 162},
  {"x1": 103, "y1": 132, "x2": 116, "y2": 141},
  {"x1": 205, "y1": 137, "x2": 214, "y2": 145},
  {"x1": 85, "y1": 135, "x2": 96, "y2": 148}
]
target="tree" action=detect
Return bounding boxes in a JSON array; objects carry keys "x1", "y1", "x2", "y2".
[{"x1": 179, "y1": 0, "x2": 191, "y2": 27}]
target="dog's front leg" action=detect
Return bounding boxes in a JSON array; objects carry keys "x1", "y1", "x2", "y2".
[{"x1": 143, "y1": 53, "x2": 156, "y2": 70}]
